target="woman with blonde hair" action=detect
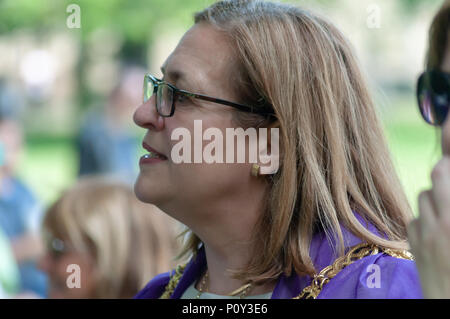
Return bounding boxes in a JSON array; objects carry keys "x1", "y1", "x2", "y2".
[
  {"x1": 134, "y1": 0, "x2": 422, "y2": 299},
  {"x1": 39, "y1": 176, "x2": 179, "y2": 298}
]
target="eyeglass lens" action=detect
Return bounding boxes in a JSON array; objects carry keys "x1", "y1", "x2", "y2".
[
  {"x1": 157, "y1": 83, "x2": 173, "y2": 116},
  {"x1": 143, "y1": 75, "x2": 173, "y2": 117}
]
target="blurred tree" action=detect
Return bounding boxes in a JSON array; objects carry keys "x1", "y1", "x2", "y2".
[
  {"x1": 0, "y1": 0, "x2": 213, "y2": 42},
  {"x1": 0, "y1": 0, "x2": 215, "y2": 108}
]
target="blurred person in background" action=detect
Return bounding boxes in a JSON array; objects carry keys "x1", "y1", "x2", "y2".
[
  {"x1": 39, "y1": 176, "x2": 179, "y2": 298},
  {"x1": 76, "y1": 64, "x2": 145, "y2": 182},
  {"x1": 0, "y1": 226, "x2": 20, "y2": 298},
  {"x1": 0, "y1": 80, "x2": 47, "y2": 298},
  {"x1": 408, "y1": 0, "x2": 450, "y2": 299}
]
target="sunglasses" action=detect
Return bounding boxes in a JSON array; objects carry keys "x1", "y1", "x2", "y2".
[
  {"x1": 143, "y1": 74, "x2": 274, "y2": 117},
  {"x1": 417, "y1": 69, "x2": 450, "y2": 126}
]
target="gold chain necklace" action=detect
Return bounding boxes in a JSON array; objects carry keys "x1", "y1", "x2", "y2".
[
  {"x1": 160, "y1": 243, "x2": 414, "y2": 299},
  {"x1": 196, "y1": 270, "x2": 253, "y2": 299}
]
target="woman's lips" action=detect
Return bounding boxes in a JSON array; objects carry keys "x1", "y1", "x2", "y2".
[
  {"x1": 139, "y1": 153, "x2": 167, "y2": 165},
  {"x1": 140, "y1": 142, "x2": 168, "y2": 165},
  {"x1": 142, "y1": 142, "x2": 167, "y2": 158}
]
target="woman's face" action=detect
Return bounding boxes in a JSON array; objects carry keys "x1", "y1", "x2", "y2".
[
  {"x1": 38, "y1": 238, "x2": 97, "y2": 299},
  {"x1": 133, "y1": 23, "x2": 259, "y2": 224},
  {"x1": 439, "y1": 32, "x2": 450, "y2": 156}
]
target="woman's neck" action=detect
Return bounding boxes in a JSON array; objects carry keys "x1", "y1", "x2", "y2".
[
  {"x1": 166, "y1": 175, "x2": 273, "y2": 296},
  {"x1": 200, "y1": 242, "x2": 276, "y2": 296}
]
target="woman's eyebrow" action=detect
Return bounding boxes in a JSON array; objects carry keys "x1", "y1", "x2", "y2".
[
  {"x1": 160, "y1": 66, "x2": 183, "y2": 83},
  {"x1": 160, "y1": 65, "x2": 183, "y2": 80},
  {"x1": 160, "y1": 66, "x2": 202, "y2": 93}
]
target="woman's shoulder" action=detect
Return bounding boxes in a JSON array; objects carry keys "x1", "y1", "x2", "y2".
[
  {"x1": 316, "y1": 245, "x2": 423, "y2": 299},
  {"x1": 306, "y1": 212, "x2": 424, "y2": 299}
]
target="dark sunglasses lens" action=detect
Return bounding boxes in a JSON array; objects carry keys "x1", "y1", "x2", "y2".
[
  {"x1": 417, "y1": 71, "x2": 450, "y2": 125},
  {"x1": 157, "y1": 84, "x2": 173, "y2": 116}
]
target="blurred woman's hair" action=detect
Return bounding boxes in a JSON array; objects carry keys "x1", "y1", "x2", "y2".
[
  {"x1": 43, "y1": 176, "x2": 179, "y2": 298},
  {"x1": 427, "y1": 0, "x2": 450, "y2": 69},
  {"x1": 179, "y1": 0, "x2": 413, "y2": 284}
]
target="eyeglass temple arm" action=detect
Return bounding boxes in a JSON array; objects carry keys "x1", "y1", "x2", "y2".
[{"x1": 177, "y1": 89, "x2": 274, "y2": 115}]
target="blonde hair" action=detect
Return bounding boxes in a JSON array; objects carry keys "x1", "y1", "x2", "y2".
[
  {"x1": 179, "y1": 0, "x2": 413, "y2": 284},
  {"x1": 43, "y1": 176, "x2": 179, "y2": 298},
  {"x1": 427, "y1": 0, "x2": 450, "y2": 69}
]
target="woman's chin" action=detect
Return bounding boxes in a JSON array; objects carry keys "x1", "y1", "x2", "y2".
[
  {"x1": 133, "y1": 175, "x2": 166, "y2": 205},
  {"x1": 134, "y1": 179, "x2": 151, "y2": 203}
]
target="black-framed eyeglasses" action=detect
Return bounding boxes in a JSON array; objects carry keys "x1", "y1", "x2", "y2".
[
  {"x1": 417, "y1": 69, "x2": 450, "y2": 126},
  {"x1": 143, "y1": 74, "x2": 274, "y2": 117}
]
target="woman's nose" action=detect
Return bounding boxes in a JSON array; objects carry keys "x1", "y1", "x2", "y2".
[{"x1": 133, "y1": 95, "x2": 164, "y2": 131}]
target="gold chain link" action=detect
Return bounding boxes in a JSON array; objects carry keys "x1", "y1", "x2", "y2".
[{"x1": 159, "y1": 264, "x2": 187, "y2": 299}]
